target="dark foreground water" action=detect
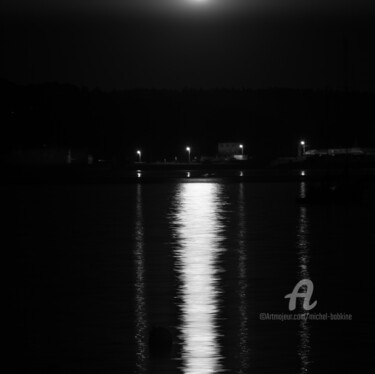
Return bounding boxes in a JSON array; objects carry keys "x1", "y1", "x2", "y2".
[{"x1": 7, "y1": 181, "x2": 375, "y2": 373}]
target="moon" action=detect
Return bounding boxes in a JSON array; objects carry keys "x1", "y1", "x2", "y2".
[{"x1": 188, "y1": 0, "x2": 212, "y2": 4}]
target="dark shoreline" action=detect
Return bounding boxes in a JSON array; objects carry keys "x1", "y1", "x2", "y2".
[{"x1": 3, "y1": 164, "x2": 375, "y2": 185}]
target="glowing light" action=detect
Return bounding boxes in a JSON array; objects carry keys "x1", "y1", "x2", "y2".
[
  {"x1": 300, "y1": 140, "x2": 305, "y2": 146},
  {"x1": 297, "y1": 190, "x2": 312, "y2": 372},
  {"x1": 188, "y1": 0, "x2": 211, "y2": 4},
  {"x1": 134, "y1": 185, "x2": 147, "y2": 372},
  {"x1": 237, "y1": 184, "x2": 249, "y2": 372},
  {"x1": 172, "y1": 183, "x2": 225, "y2": 373},
  {"x1": 301, "y1": 170, "x2": 305, "y2": 176},
  {"x1": 186, "y1": 147, "x2": 191, "y2": 162}
]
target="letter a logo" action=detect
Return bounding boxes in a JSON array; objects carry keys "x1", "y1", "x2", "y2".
[{"x1": 285, "y1": 279, "x2": 317, "y2": 311}]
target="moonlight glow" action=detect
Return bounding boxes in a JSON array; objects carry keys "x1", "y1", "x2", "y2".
[{"x1": 183, "y1": 0, "x2": 213, "y2": 9}]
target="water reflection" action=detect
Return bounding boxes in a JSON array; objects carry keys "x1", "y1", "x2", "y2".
[
  {"x1": 172, "y1": 183, "x2": 226, "y2": 374},
  {"x1": 134, "y1": 184, "x2": 148, "y2": 373},
  {"x1": 297, "y1": 181, "x2": 312, "y2": 373},
  {"x1": 237, "y1": 183, "x2": 249, "y2": 373}
]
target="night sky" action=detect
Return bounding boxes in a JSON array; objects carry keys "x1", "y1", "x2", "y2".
[{"x1": 1, "y1": 0, "x2": 375, "y2": 90}]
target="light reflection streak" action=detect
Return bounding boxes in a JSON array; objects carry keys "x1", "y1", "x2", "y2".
[
  {"x1": 237, "y1": 183, "x2": 249, "y2": 373},
  {"x1": 172, "y1": 183, "x2": 225, "y2": 374},
  {"x1": 134, "y1": 184, "x2": 148, "y2": 373},
  {"x1": 297, "y1": 181, "x2": 312, "y2": 373}
]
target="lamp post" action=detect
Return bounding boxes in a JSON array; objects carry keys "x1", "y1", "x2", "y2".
[
  {"x1": 137, "y1": 150, "x2": 141, "y2": 162},
  {"x1": 300, "y1": 140, "x2": 306, "y2": 156},
  {"x1": 186, "y1": 147, "x2": 191, "y2": 163},
  {"x1": 239, "y1": 144, "x2": 244, "y2": 155}
]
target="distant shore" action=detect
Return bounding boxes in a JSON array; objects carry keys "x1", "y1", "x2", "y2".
[{"x1": 3, "y1": 163, "x2": 375, "y2": 184}]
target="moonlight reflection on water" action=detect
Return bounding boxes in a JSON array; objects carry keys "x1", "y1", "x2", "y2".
[{"x1": 172, "y1": 183, "x2": 226, "y2": 374}]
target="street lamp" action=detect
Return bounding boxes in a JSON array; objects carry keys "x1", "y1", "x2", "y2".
[
  {"x1": 300, "y1": 140, "x2": 306, "y2": 156},
  {"x1": 137, "y1": 150, "x2": 141, "y2": 162},
  {"x1": 186, "y1": 147, "x2": 191, "y2": 162},
  {"x1": 239, "y1": 144, "x2": 244, "y2": 155}
]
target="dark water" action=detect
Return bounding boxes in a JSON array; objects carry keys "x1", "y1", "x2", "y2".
[{"x1": 8, "y1": 181, "x2": 375, "y2": 373}]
